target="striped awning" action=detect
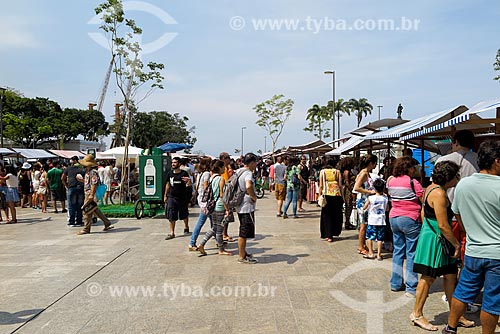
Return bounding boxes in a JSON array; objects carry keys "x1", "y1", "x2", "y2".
[
  {"x1": 365, "y1": 105, "x2": 467, "y2": 140},
  {"x1": 401, "y1": 98, "x2": 500, "y2": 140}
]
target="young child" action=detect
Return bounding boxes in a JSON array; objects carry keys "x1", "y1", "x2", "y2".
[{"x1": 362, "y1": 178, "x2": 388, "y2": 260}]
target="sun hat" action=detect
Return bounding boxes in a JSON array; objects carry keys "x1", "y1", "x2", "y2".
[
  {"x1": 22, "y1": 162, "x2": 32, "y2": 169},
  {"x1": 79, "y1": 154, "x2": 98, "y2": 168}
]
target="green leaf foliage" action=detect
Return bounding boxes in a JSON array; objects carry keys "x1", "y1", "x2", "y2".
[
  {"x1": 254, "y1": 94, "x2": 294, "y2": 155},
  {"x1": 348, "y1": 98, "x2": 373, "y2": 127},
  {"x1": 131, "y1": 111, "x2": 196, "y2": 151},
  {"x1": 494, "y1": 48, "x2": 500, "y2": 82},
  {"x1": 1, "y1": 90, "x2": 108, "y2": 148}
]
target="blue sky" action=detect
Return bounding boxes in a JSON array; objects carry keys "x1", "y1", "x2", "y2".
[{"x1": 1, "y1": 0, "x2": 499, "y2": 155}]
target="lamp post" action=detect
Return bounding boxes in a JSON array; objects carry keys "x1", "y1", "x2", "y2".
[
  {"x1": 377, "y1": 105, "x2": 383, "y2": 121},
  {"x1": 241, "y1": 126, "x2": 247, "y2": 155},
  {"x1": 0, "y1": 87, "x2": 6, "y2": 148},
  {"x1": 264, "y1": 136, "x2": 267, "y2": 152},
  {"x1": 324, "y1": 70, "x2": 335, "y2": 146}
]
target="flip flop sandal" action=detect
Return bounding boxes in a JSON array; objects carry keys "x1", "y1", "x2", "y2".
[{"x1": 165, "y1": 234, "x2": 175, "y2": 240}]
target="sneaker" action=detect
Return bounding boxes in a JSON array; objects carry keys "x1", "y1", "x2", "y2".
[
  {"x1": 293, "y1": 215, "x2": 299, "y2": 219},
  {"x1": 404, "y1": 292, "x2": 416, "y2": 298},
  {"x1": 390, "y1": 286, "x2": 405, "y2": 292},
  {"x1": 442, "y1": 294, "x2": 448, "y2": 304},
  {"x1": 282, "y1": 214, "x2": 288, "y2": 219},
  {"x1": 466, "y1": 303, "x2": 480, "y2": 314},
  {"x1": 442, "y1": 325, "x2": 457, "y2": 334},
  {"x1": 183, "y1": 228, "x2": 190, "y2": 235},
  {"x1": 276, "y1": 213, "x2": 282, "y2": 217},
  {"x1": 238, "y1": 256, "x2": 258, "y2": 264},
  {"x1": 61, "y1": 209, "x2": 68, "y2": 213}
]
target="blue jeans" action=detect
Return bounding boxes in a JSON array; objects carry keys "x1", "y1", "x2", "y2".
[
  {"x1": 283, "y1": 186, "x2": 299, "y2": 216},
  {"x1": 390, "y1": 216, "x2": 421, "y2": 294},
  {"x1": 67, "y1": 187, "x2": 84, "y2": 225},
  {"x1": 190, "y1": 212, "x2": 212, "y2": 247}
]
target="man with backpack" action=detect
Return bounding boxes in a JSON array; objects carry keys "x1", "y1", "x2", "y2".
[{"x1": 224, "y1": 153, "x2": 259, "y2": 264}]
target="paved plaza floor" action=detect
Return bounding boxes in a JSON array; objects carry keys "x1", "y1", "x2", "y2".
[{"x1": 0, "y1": 195, "x2": 487, "y2": 334}]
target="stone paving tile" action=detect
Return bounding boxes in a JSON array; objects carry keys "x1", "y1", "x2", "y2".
[{"x1": 0, "y1": 198, "x2": 488, "y2": 334}]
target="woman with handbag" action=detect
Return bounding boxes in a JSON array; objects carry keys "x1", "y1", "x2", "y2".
[
  {"x1": 410, "y1": 161, "x2": 473, "y2": 331},
  {"x1": 77, "y1": 154, "x2": 113, "y2": 235},
  {"x1": 318, "y1": 158, "x2": 343, "y2": 242},
  {"x1": 387, "y1": 156, "x2": 424, "y2": 297}
]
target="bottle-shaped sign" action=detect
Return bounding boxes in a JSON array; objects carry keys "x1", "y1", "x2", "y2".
[{"x1": 144, "y1": 159, "x2": 156, "y2": 195}]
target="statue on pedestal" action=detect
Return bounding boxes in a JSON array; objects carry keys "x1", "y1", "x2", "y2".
[{"x1": 397, "y1": 103, "x2": 403, "y2": 119}]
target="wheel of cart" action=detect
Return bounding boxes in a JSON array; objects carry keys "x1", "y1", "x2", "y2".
[{"x1": 134, "y1": 199, "x2": 164, "y2": 219}]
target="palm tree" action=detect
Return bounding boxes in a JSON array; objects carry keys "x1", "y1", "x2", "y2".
[
  {"x1": 304, "y1": 104, "x2": 331, "y2": 140},
  {"x1": 349, "y1": 98, "x2": 373, "y2": 127},
  {"x1": 332, "y1": 98, "x2": 350, "y2": 139}
]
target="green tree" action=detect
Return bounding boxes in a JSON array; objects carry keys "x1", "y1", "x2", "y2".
[
  {"x1": 95, "y1": 0, "x2": 164, "y2": 200},
  {"x1": 494, "y1": 49, "x2": 500, "y2": 82},
  {"x1": 303, "y1": 104, "x2": 331, "y2": 140},
  {"x1": 254, "y1": 94, "x2": 294, "y2": 159},
  {"x1": 348, "y1": 98, "x2": 373, "y2": 127},
  {"x1": 131, "y1": 111, "x2": 196, "y2": 150},
  {"x1": 2, "y1": 89, "x2": 109, "y2": 148}
]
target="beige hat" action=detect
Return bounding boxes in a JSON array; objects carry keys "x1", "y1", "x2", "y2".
[{"x1": 79, "y1": 154, "x2": 98, "y2": 168}]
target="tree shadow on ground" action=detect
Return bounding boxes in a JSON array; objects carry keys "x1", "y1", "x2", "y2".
[{"x1": 0, "y1": 309, "x2": 43, "y2": 325}]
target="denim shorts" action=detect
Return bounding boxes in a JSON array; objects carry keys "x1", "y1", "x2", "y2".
[{"x1": 453, "y1": 255, "x2": 500, "y2": 316}]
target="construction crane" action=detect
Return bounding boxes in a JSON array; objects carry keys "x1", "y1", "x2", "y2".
[{"x1": 89, "y1": 55, "x2": 115, "y2": 113}]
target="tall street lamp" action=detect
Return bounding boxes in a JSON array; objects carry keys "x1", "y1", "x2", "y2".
[
  {"x1": 377, "y1": 105, "x2": 383, "y2": 121},
  {"x1": 241, "y1": 126, "x2": 247, "y2": 155},
  {"x1": 324, "y1": 70, "x2": 336, "y2": 145},
  {"x1": 0, "y1": 87, "x2": 6, "y2": 148},
  {"x1": 264, "y1": 136, "x2": 267, "y2": 152}
]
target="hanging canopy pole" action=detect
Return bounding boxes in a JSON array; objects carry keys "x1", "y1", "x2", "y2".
[
  {"x1": 496, "y1": 107, "x2": 500, "y2": 134},
  {"x1": 420, "y1": 138, "x2": 425, "y2": 185}
]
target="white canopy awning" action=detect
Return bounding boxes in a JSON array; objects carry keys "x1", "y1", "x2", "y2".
[
  {"x1": 0, "y1": 148, "x2": 16, "y2": 155},
  {"x1": 102, "y1": 146, "x2": 143, "y2": 159},
  {"x1": 365, "y1": 105, "x2": 468, "y2": 140},
  {"x1": 13, "y1": 149, "x2": 56, "y2": 159},
  {"x1": 401, "y1": 98, "x2": 500, "y2": 140},
  {"x1": 326, "y1": 136, "x2": 366, "y2": 155}
]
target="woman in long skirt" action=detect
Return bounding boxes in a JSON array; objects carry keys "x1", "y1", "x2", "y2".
[{"x1": 318, "y1": 159, "x2": 343, "y2": 242}]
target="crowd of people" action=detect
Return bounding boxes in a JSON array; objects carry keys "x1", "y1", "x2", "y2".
[
  {"x1": 0, "y1": 155, "x2": 118, "y2": 234},
  {"x1": 166, "y1": 131, "x2": 499, "y2": 333},
  {"x1": 2, "y1": 131, "x2": 499, "y2": 333}
]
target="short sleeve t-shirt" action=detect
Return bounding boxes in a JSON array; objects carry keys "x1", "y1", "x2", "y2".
[
  {"x1": 435, "y1": 150, "x2": 479, "y2": 202},
  {"x1": 452, "y1": 173, "x2": 500, "y2": 260},
  {"x1": 237, "y1": 169, "x2": 255, "y2": 214},
  {"x1": 387, "y1": 176, "x2": 424, "y2": 221},
  {"x1": 367, "y1": 194, "x2": 388, "y2": 226},
  {"x1": 196, "y1": 171, "x2": 211, "y2": 204},
  {"x1": 286, "y1": 166, "x2": 300, "y2": 189},
  {"x1": 167, "y1": 170, "x2": 190, "y2": 201},
  {"x1": 47, "y1": 167, "x2": 63, "y2": 190},
  {"x1": 63, "y1": 166, "x2": 85, "y2": 189},
  {"x1": 274, "y1": 163, "x2": 287, "y2": 185}
]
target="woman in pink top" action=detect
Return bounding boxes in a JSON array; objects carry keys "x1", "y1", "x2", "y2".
[{"x1": 387, "y1": 156, "x2": 424, "y2": 297}]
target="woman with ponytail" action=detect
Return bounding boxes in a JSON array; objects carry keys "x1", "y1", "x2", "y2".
[{"x1": 354, "y1": 154, "x2": 378, "y2": 255}]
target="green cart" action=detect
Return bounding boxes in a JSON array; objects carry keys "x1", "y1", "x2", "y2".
[{"x1": 134, "y1": 153, "x2": 171, "y2": 219}]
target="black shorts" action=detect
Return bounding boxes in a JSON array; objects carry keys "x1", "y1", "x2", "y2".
[
  {"x1": 51, "y1": 188, "x2": 67, "y2": 201},
  {"x1": 166, "y1": 197, "x2": 189, "y2": 221},
  {"x1": 238, "y1": 212, "x2": 255, "y2": 239},
  {"x1": 299, "y1": 183, "x2": 307, "y2": 200}
]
